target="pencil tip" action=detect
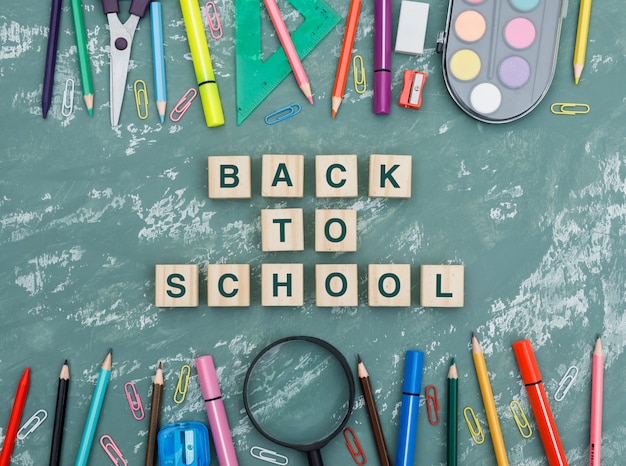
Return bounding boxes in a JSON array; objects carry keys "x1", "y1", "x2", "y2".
[
  {"x1": 331, "y1": 110, "x2": 336, "y2": 119},
  {"x1": 450, "y1": 357, "x2": 455, "y2": 365},
  {"x1": 575, "y1": 78, "x2": 580, "y2": 85},
  {"x1": 307, "y1": 96, "x2": 313, "y2": 105},
  {"x1": 357, "y1": 354, "x2": 362, "y2": 363},
  {"x1": 64, "y1": 359, "x2": 68, "y2": 365},
  {"x1": 159, "y1": 114, "x2": 165, "y2": 123},
  {"x1": 158, "y1": 361, "x2": 163, "y2": 369},
  {"x1": 88, "y1": 108, "x2": 93, "y2": 117}
]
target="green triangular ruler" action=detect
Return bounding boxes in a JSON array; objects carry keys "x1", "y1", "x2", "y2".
[{"x1": 235, "y1": 0, "x2": 341, "y2": 125}]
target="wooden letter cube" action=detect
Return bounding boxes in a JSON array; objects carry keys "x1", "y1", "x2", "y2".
[
  {"x1": 315, "y1": 264, "x2": 358, "y2": 307},
  {"x1": 420, "y1": 265, "x2": 464, "y2": 307},
  {"x1": 315, "y1": 209, "x2": 357, "y2": 252},
  {"x1": 261, "y1": 263, "x2": 304, "y2": 306},
  {"x1": 261, "y1": 208, "x2": 304, "y2": 252},
  {"x1": 261, "y1": 154, "x2": 304, "y2": 197},
  {"x1": 155, "y1": 264, "x2": 199, "y2": 307},
  {"x1": 315, "y1": 155, "x2": 358, "y2": 198},
  {"x1": 207, "y1": 264, "x2": 250, "y2": 307},
  {"x1": 368, "y1": 264, "x2": 411, "y2": 307},
  {"x1": 368, "y1": 154, "x2": 412, "y2": 198},
  {"x1": 208, "y1": 156, "x2": 251, "y2": 199}
]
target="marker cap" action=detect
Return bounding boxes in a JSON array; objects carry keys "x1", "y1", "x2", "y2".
[
  {"x1": 373, "y1": 72, "x2": 391, "y2": 114},
  {"x1": 198, "y1": 83, "x2": 225, "y2": 127},
  {"x1": 402, "y1": 350, "x2": 424, "y2": 394},
  {"x1": 195, "y1": 355, "x2": 221, "y2": 400},
  {"x1": 512, "y1": 339, "x2": 542, "y2": 384}
]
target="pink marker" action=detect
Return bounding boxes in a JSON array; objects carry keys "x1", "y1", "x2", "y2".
[{"x1": 196, "y1": 356, "x2": 239, "y2": 466}]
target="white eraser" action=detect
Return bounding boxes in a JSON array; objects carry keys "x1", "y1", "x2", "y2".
[{"x1": 395, "y1": 1, "x2": 430, "y2": 55}]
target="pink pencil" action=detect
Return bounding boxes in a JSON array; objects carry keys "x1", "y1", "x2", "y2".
[
  {"x1": 263, "y1": 0, "x2": 313, "y2": 104},
  {"x1": 589, "y1": 337, "x2": 604, "y2": 466}
]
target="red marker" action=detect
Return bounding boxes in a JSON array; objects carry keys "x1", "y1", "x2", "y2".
[
  {"x1": 512, "y1": 340, "x2": 568, "y2": 466},
  {"x1": 0, "y1": 368, "x2": 31, "y2": 466}
]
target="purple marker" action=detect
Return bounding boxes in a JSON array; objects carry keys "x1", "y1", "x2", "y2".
[
  {"x1": 374, "y1": 0, "x2": 392, "y2": 114},
  {"x1": 196, "y1": 356, "x2": 239, "y2": 466}
]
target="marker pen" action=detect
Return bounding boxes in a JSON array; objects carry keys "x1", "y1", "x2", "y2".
[
  {"x1": 195, "y1": 356, "x2": 239, "y2": 466},
  {"x1": 395, "y1": 350, "x2": 424, "y2": 466},
  {"x1": 373, "y1": 0, "x2": 392, "y2": 114},
  {"x1": 512, "y1": 340, "x2": 568, "y2": 466}
]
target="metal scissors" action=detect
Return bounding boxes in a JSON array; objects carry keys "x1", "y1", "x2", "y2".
[{"x1": 103, "y1": 0, "x2": 151, "y2": 126}]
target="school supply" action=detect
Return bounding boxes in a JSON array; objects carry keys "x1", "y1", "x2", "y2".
[
  {"x1": 589, "y1": 337, "x2": 604, "y2": 466},
  {"x1": 157, "y1": 422, "x2": 211, "y2": 466},
  {"x1": 373, "y1": 0, "x2": 392, "y2": 114},
  {"x1": 573, "y1": 0, "x2": 593, "y2": 84},
  {"x1": 49, "y1": 361, "x2": 69, "y2": 466},
  {"x1": 0, "y1": 368, "x2": 30, "y2": 466},
  {"x1": 447, "y1": 359, "x2": 458, "y2": 466},
  {"x1": 234, "y1": 0, "x2": 341, "y2": 125},
  {"x1": 42, "y1": 0, "x2": 62, "y2": 118},
  {"x1": 145, "y1": 363, "x2": 164, "y2": 466},
  {"x1": 396, "y1": 350, "x2": 424, "y2": 466},
  {"x1": 150, "y1": 2, "x2": 167, "y2": 123},
  {"x1": 70, "y1": 0, "x2": 94, "y2": 115},
  {"x1": 399, "y1": 70, "x2": 426, "y2": 110},
  {"x1": 395, "y1": 1, "x2": 429, "y2": 56}
]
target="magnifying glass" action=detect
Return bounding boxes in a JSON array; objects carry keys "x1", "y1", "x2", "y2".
[{"x1": 243, "y1": 336, "x2": 355, "y2": 466}]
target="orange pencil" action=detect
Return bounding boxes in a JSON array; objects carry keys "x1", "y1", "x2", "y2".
[{"x1": 331, "y1": 0, "x2": 362, "y2": 118}]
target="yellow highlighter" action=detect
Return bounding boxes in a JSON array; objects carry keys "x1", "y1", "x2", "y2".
[{"x1": 180, "y1": 0, "x2": 224, "y2": 127}]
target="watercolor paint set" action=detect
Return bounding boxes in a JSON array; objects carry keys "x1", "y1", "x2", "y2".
[{"x1": 439, "y1": 0, "x2": 567, "y2": 123}]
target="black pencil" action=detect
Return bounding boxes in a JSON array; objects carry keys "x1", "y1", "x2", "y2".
[
  {"x1": 49, "y1": 360, "x2": 69, "y2": 466},
  {"x1": 145, "y1": 362, "x2": 164, "y2": 466}
]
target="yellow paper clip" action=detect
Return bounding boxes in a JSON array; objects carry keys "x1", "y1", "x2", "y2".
[
  {"x1": 169, "y1": 88, "x2": 197, "y2": 122},
  {"x1": 343, "y1": 427, "x2": 366, "y2": 465},
  {"x1": 250, "y1": 446, "x2": 289, "y2": 465},
  {"x1": 134, "y1": 80, "x2": 149, "y2": 120},
  {"x1": 550, "y1": 103, "x2": 590, "y2": 115},
  {"x1": 124, "y1": 381, "x2": 145, "y2": 421},
  {"x1": 425, "y1": 384, "x2": 440, "y2": 425},
  {"x1": 205, "y1": 2, "x2": 223, "y2": 40},
  {"x1": 174, "y1": 364, "x2": 191, "y2": 404},
  {"x1": 17, "y1": 409, "x2": 48, "y2": 440},
  {"x1": 62, "y1": 78, "x2": 74, "y2": 117},
  {"x1": 264, "y1": 103, "x2": 301, "y2": 125},
  {"x1": 100, "y1": 434, "x2": 128, "y2": 465},
  {"x1": 463, "y1": 406, "x2": 484, "y2": 445},
  {"x1": 353, "y1": 55, "x2": 366, "y2": 94},
  {"x1": 510, "y1": 400, "x2": 532, "y2": 438},
  {"x1": 554, "y1": 365, "x2": 579, "y2": 401}
]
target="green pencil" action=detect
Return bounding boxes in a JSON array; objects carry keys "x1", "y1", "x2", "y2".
[
  {"x1": 70, "y1": 0, "x2": 93, "y2": 115},
  {"x1": 447, "y1": 358, "x2": 458, "y2": 466}
]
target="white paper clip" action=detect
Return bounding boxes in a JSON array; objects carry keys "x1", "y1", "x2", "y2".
[
  {"x1": 205, "y1": 2, "x2": 223, "y2": 40},
  {"x1": 554, "y1": 365, "x2": 578, "y2": 401},
  {"x1": 62, "y1": 79, "x2": 75, "y2": 117},
  {"x1": 250, "y1": 446, "x2": 289, "y2": 465},
  {"x1": 17, "y1": 409, "x2": 48, "y2": 440},
  {"x1": 264, "y1": 104, "x2": 301, "y2": 125},
  {"x1": 100, "y1": 434, "x2": 128, "y2": 465}
]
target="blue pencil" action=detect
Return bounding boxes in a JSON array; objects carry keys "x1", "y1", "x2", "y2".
[
  {"x1": 74, "y1": 350, "x2": 112, "y2": 466},
  {"x1": 150, "y1": 2, "x2": 167, "y2": 123}
]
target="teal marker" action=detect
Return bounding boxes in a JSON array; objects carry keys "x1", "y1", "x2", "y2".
[
  {"x1": 74, "y1": 350, "x2": 112, "y2": 466},
  {"x1": 150, "y1": 2, "x2": 167, "y2": 123}
]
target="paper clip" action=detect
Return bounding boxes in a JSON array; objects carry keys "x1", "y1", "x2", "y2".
[
  {"x1": 124, "y1": 381, "x2": 145, "y2": 420},
  {"x1": 550, "y1": 103, "x2": 590, "y2": 115},
  {"x1": 169, "y1": 88, "x2": 197, "y2": 122},
  {"x1": 205, "y1": 2, "x2": 223, "y2": 40},
  {"x1": 174, "y1": 364, "x2": 191, "y2": 404},
  {"x1": 62, "y1": 78, "x2": 74, "y2": 117},
  {"x1": 264, "y1": 103, "x2": 301, "y2": 125},
  {"x1": 353, "y1": 55, "x2": 366, "y2": 94},
  {"x1": 250, "y1": 446, "x2": 289, "y2": 465},
  {"x1": 100, "y1": 435, "x2": 128, "y2": 465},
  {"x1": 425, "y1": 384, "x2": 440, "y2": 425},
  {"x1": 463, "y1": 406, "x2": 484, "y2": 445},
  {"x1": 554, "y1": 365, "x2": 579, "y2": 401},
  {"x1": 134, "y1": 80, "x2": 149, "y2": 120},
  {"x1": 343, "y1": 428, "x2": 366, "y2": 465},
  {"x1": 510, "y1": 400, "x2": 532, "y2": 438},
  {"x1": 17, "y1": 409, "x2": 47, "y2": 440}
]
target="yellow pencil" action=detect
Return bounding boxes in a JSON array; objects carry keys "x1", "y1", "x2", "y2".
[
  {"x1": 471, "y1": 334, "x2": 509, "y2": 466},
  {"x1": 573, "y1": 0, "x2": 593, "y2": 84}
]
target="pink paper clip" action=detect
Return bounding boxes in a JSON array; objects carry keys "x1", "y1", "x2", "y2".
[
  {"x1": 343, "y1": 427, "x2": 366, "y2": 465},
  {"x1": 124, "y1": 381, "x2": 144, "y2": 420},
  {"x1": 100, "y1": 434, "x2": 128, "y2": 465},
  {"x1": 425, "y1": 384, "x2": 440, "y2": 425},
  {"x1": 169, "y1": 88, "x2": 197, "y2": 122},
  {"x1": 205, "y1": 2, "x2": 223, "y2": 40}
]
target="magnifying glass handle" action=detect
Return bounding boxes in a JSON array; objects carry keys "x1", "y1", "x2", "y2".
[{"x1": 307, "y1": 449, "x2": 324, "y2": 466}]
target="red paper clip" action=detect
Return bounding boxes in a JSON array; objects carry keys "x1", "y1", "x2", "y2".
[
  {"x1": 124, "y1": 381, "x2": 144, "y2": 421},
  {"x1": 425, "y1": 384, "x2": 440, "y2": 425},
  {"x1": 205, "y1": 2, "x2": 223, "y2": 40},
  {"x1": 169, "y1": 88, "x2": 197, "y2": 122},
  {"x1": 343, "y1": 427, "x2": 366, "y2": 465},
  {"x1": 100, "y1": 435, "x2": 128, "y2": 465}
]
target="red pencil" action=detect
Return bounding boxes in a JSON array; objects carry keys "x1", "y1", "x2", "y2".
[{"x1": 0, "y1": 368, "x2": 31, "y2": 466}]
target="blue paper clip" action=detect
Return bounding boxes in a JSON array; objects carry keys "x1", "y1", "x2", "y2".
[{"x1": 264, "y1": 103, "x2": 301, "y2": 125}]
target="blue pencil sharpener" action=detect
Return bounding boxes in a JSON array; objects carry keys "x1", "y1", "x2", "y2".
[{"x1": 157, "y1": 422, "x2": 211, "y2": 466}]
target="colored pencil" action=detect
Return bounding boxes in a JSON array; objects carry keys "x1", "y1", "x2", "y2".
[
  {"x1": 42, "y1": 0, "x2": 63, "y2": 118},
  {"x1": 263, "y1": 0, "x2": 313, "y2": 104},
  {"x1": 145, "y1": 362, "x2": 164, "y2": 466},
  {"x1": 447, "y1": 358, "x2": 458, "y2": 466},
  {"x1": 589, "y1": 337, "x2": 603, "y2": 466},
  {"x1": 70, "y1": 0, "x2": 94, "y2": 115},
  {"x1": 0, "y1": 368, "x2": 31, "y2": 466},
  {"x1": 331, "y1": 0, "x2": 362, "y2": 119},
  {"x1": 49, "y1": 361, "x2": 70, "y2": 466},
  {"x1": 74, "y1": 350, "x2": 112, "y2": 466},
  {"x1": 471, "y1": 334, "x2": 509, "y2": 466},
  {"x1": 357, "y1": 356, "x2": 391, "y2": 466},
  {"x1": 573, "y1": 0, "x2": 593, "y2": 84},
  {"x1": 150, "y1": 2, "x2": 167, "y2": 123}
]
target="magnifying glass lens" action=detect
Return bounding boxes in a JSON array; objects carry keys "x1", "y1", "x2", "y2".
[{"x1": 245, "y1": 339, "x2": 352, "y2": 446}]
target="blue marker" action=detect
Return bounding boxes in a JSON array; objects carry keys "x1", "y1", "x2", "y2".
[
  {"x1": 396, "y1": 350, "x2": 424, "y2": 466},
  {"x1": 150, "y1": 2, "x2": 167, "y2": 123}
]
